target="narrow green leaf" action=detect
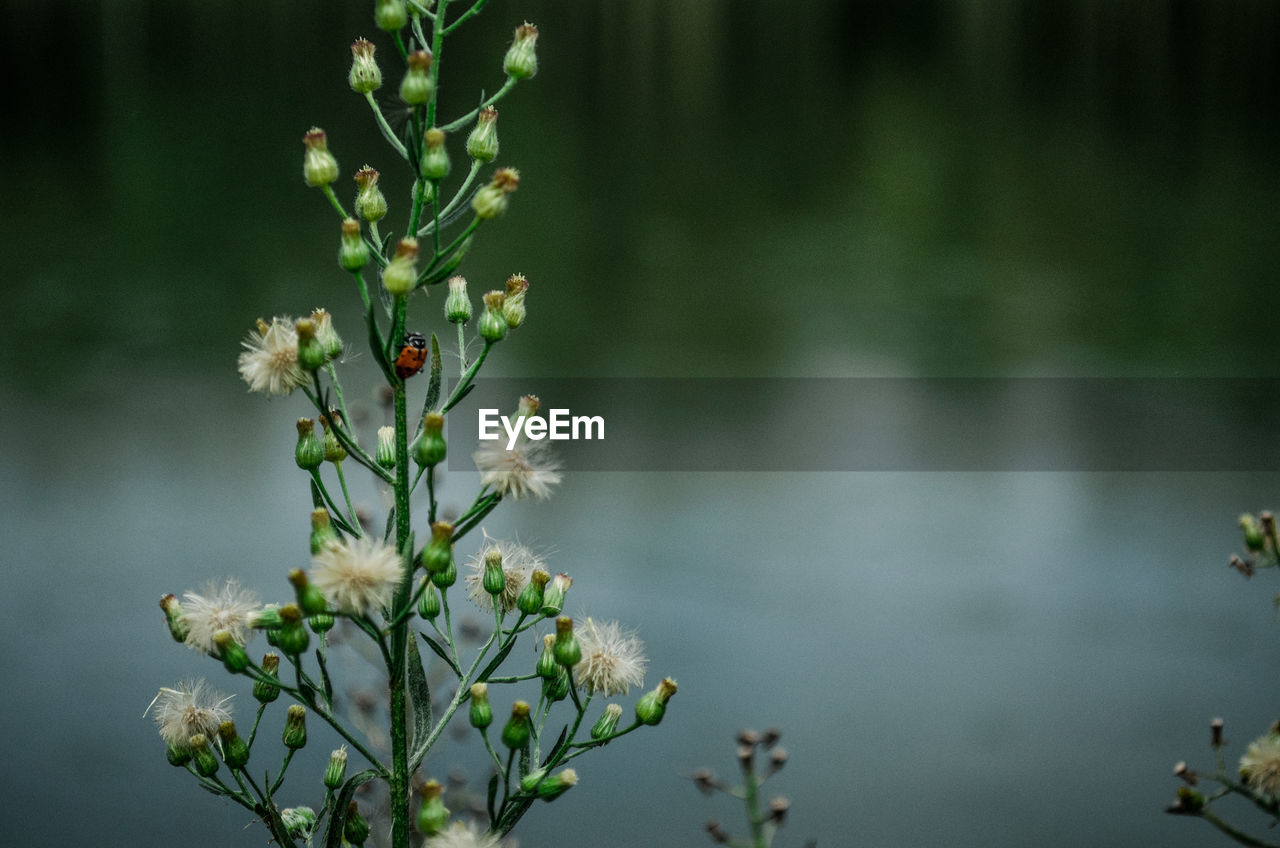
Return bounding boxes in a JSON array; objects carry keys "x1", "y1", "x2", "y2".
[
  {"x1": 323, "y1": 769, "x2": 379, "y2": 848},
  {"x1": 486, "y1": 772, "x2": 500, "y2": 827},
  {"x1": 364, "y1": 298, "x2": 393, "y2": 381},
  {"x1": 441, "y1": 381, "x2": 475, "y2": 414},
  {"x1": 407, "y1": 634, "x2": 434, "y2": 770},
  {"x1": 419, "y1": 632, "x2": 461, "y2": 676},
  {"x1": 478, "y1": 638, "x2": 517, "y2": 681},
  {"x1": 542, "y1": 725, "x2": 569, "y2": 768},
  {"x1": 425, "y1": 333, "x2": 442, "y2": 412},
  {"x1": 316, "y1": 648, "x2": 334, "y2": 705},
  {"x1": 310, "y1": 480, "x2": 325, "y2": 511}
]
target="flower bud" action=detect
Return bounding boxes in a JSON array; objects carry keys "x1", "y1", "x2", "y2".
[
  {"x1": 590, "y1": 703, "x2": 623, "y2": 740},
  {"x1": 1241, "y1": 513, "x2": 1266, "y2": 552},
  {"x1": 324, "y1": 746, "x2": 348, "y2": 790},
  {"x1": 503, "y1": 274, "x2": 528, "y2": 328},
  {"x1": 421, "y1": 127, "x2": 450, "y2": 181},
  {"x1": 431, "y1": 555, "x2": 457, "y2": 589},
  {"x1": 401, "y1": 50, "x2": 435, "y2": 106},
  {"x1": 345, "y1": 801, "x2": 370, "y2": 845},
  {"x1": 415, "y1": 780, "x2": 450, "y2": 836},
  {"x1": 478, "y1": 292, "x2": 507, "y2": 342},
  {"x1": 302, "y1": 128, "x2": 339, "y2": 188},
  {"x1": 283, "y1": 704, "x2": 308, "y2": 749},
  {"x1": 483, "y1": 550, "x2": 507, "y2": 597},
  {"x1": 501, "y1": 701, "x2": 532, "y2": 749},
  {"x1": 516, "y1": 569, "x2": 549, "y2": 616},
  {"x1": 635, "y1": 677, "x2": 678, "y2": 726},
  {"x1": 288, "y1": 569, "x2": 328, "y2": 616},
  {"x1": 165, "y1": 742, "x2": 192, "y2": 767},
  {"x1": 418, "y1": 581, "x2": 442, "y2": 619},
  {"x1": 310, "y1": 509, "x2": 339, "y2": 554},
  {"x1": 376, "y1": 425, "x2": 397, "y2": 470},
  {"x1": 471, "y1": 168, "x2": 519, "y2": 219},
  {"x1": 159, "y1": 594, "x2": 189, "y2": 643},
  {"x1": 277, "y1": 604, "x2": 310, "y2": 656},
  {"x1": 517, "y1": 394, "x2": 541, "y2": 418},
  {"x1": 469, "y1": 682, "x2": 492, "y2": 729},
  {"x1": 214, "y1": 630, "x2": 249, "y2": 673},
  {"x1": 520, "y1": 767, "x2": 578, "y2": 802},
  {"x1": 309, "y1": 611, "x2": 335, "y2": 633},
  {"x1": 553, "y1": 616, "x2": 581, "y2": 667},
  {"x1": 536, "y1": 633, "x2": 559, "y2": 680},
  {"x1": 218, "y1": 721, "x2": 250, "y2": 769},
  {"x1": 189, "y1": 733, "x2": 219, "y2": 777},
  {"x1": 281, "y1": 807, "x2": 317, "y2": 842},
  {"x1": 541, "y1": 573, "x2": 572, "y2": 616},
  {"x1": 310, "y1": 308, "x2": 343, "y2": 360},
  {"x1": 339, "y1": 218, "x2": 370, "y2": 272},
  {"x1": 349, "y1": 38, "x2": 382, "y2": 93},
  {"x1": 504, "y1": 23, "x2": 539, "y2": 79},
  {"x1": 319, "y1": 414, "x2": 348, "y2": 463},
  {"x1": 543, "y1": 666, "x2": 570, "y2": 702},
  {"x1": 374, "y1": 0, "x2": 407, "y2": 32},
  {"x1": 414, "y1": 413, "x2": 447, "y2": 467},
  {"x1": 383, "y1": 238, "x2": 419, "y2": 298},
  {"x1": 421, "y1": 521, "x2": 454, "y2": 574},
  {"x1": 254, "y1": 654, "x2": 281, "y2": 703},
  {"x1": 445, "y1": 276, "x2": 473, "y2": 324},
  {"x1": 354, "y1": 166, "x2": 388, "y2": 223},
  {"x1": 295, "y1": 318, "x2": 327, "y2": 372},
  {"x1": 466, "y1": 106, "x2": 499, "y2": 162}
]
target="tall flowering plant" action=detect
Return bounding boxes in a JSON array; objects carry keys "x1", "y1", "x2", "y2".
[{"x1": 148, "y1": 3, "x2": 676, "y2": 846}]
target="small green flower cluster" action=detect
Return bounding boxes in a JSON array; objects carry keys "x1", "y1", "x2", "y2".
[
  {"x1": 149, "y1": 3, "x2": 677, "y2": 848},
  {"x1": 693, "y1": 729, "x2": 794, "y2": 848}
]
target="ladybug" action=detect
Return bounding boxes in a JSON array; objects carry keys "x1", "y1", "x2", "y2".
[{"x1": 394, "y1": 331, "x2": 428, "y2": 379}]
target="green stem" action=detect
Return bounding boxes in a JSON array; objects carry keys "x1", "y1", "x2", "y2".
[
  {"x1": 365, "y1": 91, "x2": 409, "y2": 160},
  {"x1": 334, "y1": 462, "x2": 360, "y2": 531},
  {"x1": 456, "y1": 322, "x2": 469, "y2": 373},
  {"x1": 417, "y1": 159, "x2": 482, "y2": 238},
  {"x1": 388, "y1": 335, "x2": 414, "y2": 848},
  {"x1": 440, "y1": 75, "x2": 518, "y2": 131},
  {"x1": 441, "y1": 340, "x2": 492, "y2": 413},
  {"x1": 442, "y1": 0, "x2": 493, "y2": 35},
  {"x1": 743, "y1": 761, "x2": 765, "y2": 848},
  {"x1": 1197, "y1": 809, "x2": 1280, "y2": 848},
  {"x1": 321, "y1": 184, "x2": 348, "y2": 219}
]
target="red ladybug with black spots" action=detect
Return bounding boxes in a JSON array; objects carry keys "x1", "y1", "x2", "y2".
[{"x1": 395, "y1": 332, "x2": 428, "y2": 379}]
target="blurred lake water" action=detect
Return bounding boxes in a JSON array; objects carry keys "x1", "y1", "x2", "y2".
[{"x1": 2, "y1": 1, "x2": 1279, "y2": 846}]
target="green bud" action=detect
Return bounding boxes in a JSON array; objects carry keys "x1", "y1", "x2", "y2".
[
  {"x1": 430, "y1": 555, "x2": 457, "y2": 589},
  {"x1": 310, "y1": 308, "x2": 343, "y2": 360},
  {"x1": 281, "y1": 807, "x2": 317, "y2": 842},
  {"x1": 635, "y1": 677, "x2": 678, "y2": 726},
  {"x1": 295, "y1": 318, "x2": 327, "y2": 372},
  {"x1": 420, "y1": 521, "x2": 454, "y2": 574},
  {"x1": 159, "y1": 594, "x2": 189, "y2": 643},
  {"x1": 374, "y1": 0, "x2": 407, "y2": 32},
  {"x1": 536, "y1": 633, "x2": 559, "y2": 680},
  {"x1": 503, "y1": 23, "x2": 539, "y2": 79},
  {"x1": 543, "y1": 665, "x2": 570, "y2": 702},
  {"x1": 339, "y1": 218, "x2": 370, "y2": 272},
  {"x1": 283, "y1": 704, "x2": 308, "y2": 749},
  {"x1": 471, "y1": 167, "x2": 519, "y2": 219},
  {"x1": 344, "y1": 801, "x2": 370, "y2": 846},
  {"x1": 541, "y1": 573, "x2": 571, "y2": 616},
  {"x1": 319, "y1": 414, "x2": 348, "y2": 464},
  {"x1": 478, "y1": 292, "x2": 507, "y2": 343},
  {"x1": 288, "y1": 569, "x2": 327, "y2": 616},
  {"x1": 553, "y1": 616, "x2": 581, "y2": 667},
  {"x1": 445, "y1": 276, "x2": 473, "y2": 324},
  {"x1": 254, "y1": 654, "x2": 281, "y2": 703},
  {"x1": 503, "y1": 274, "x2": 528, "y2": 328},
  {"x1": 310, "y1": 508, "x2": 339, "y2": 554},
  {"x1": 414, "y1": 413, "x2": 447, "y2": 467},
  {"x1": 421, "y1": 127, "x2": 450, "y2": 181},
  {"x1": 520, "y1": 767, "x2": 578, "y2": 802},
  {"x1": 400, "y1": 50, "x2": 435, "y2": 105},
  {"x1": 466, "y1": 106, "x2": 499, "y2": 162},
  {"x1": 165, "y1": 741, "x2": 192, "y2": 767},
  {"x1": 189, "y1": 733, "x2": 219, "y2": 777},
  {"x1": 418, "y1": 581, "x2": 442, "y2": 619},
  {"x1": 590, "y1": 703, "x2": 623, "y2": 741},
  {"x1": 324, "y1": 747, "x2": 348, "y2": 790},
  {"x1": 376, "y1": 425, "x2": 397, "y2": 470},
  {"x1": 383, "y1": 238, "x2": 418, "y2": 298},
  {"x1": 501, "y1": 701, "x2": 532, "y2": 749},
  {"x1": 1241, "y1": 513, "x2": 1266, "y2": 552},
  {"x1": 415, "y1": 780, "x2": 450, "y2": 836},
  {"x1": 517, "y1": 569, "x2": 549, "y2": 616},
  {"x1": 483, "y1": 550, "x2": 507, "y2": 597},
  {"x1": 218, "y1": 721, "x2": 250, "y2": 769},
  {"x1": 277, "y1": 604, "x2": 310, "y2": 656},
  {"x1": 214, "y1": 630, "x2": 249, "y2": 673},
  {"x1": 348, "y1": 38, "x2": 382, "y2": 93},
  {"x1": 468, "y1": 682, "x2": 492, "y2": 729},
  {"x1": 302, "y1": 128, "x2": 339, "y2": 188},
  {"x1": 308, "y1": 611, "x2": 335, "y2": 634},
  {"x1": 354, "y1": 166, "x2": 388, "y2": 223}
]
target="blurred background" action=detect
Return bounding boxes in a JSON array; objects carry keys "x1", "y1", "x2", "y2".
[{"x1": 3, "y1": 0, "x2": 1280, "y2": 845}]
